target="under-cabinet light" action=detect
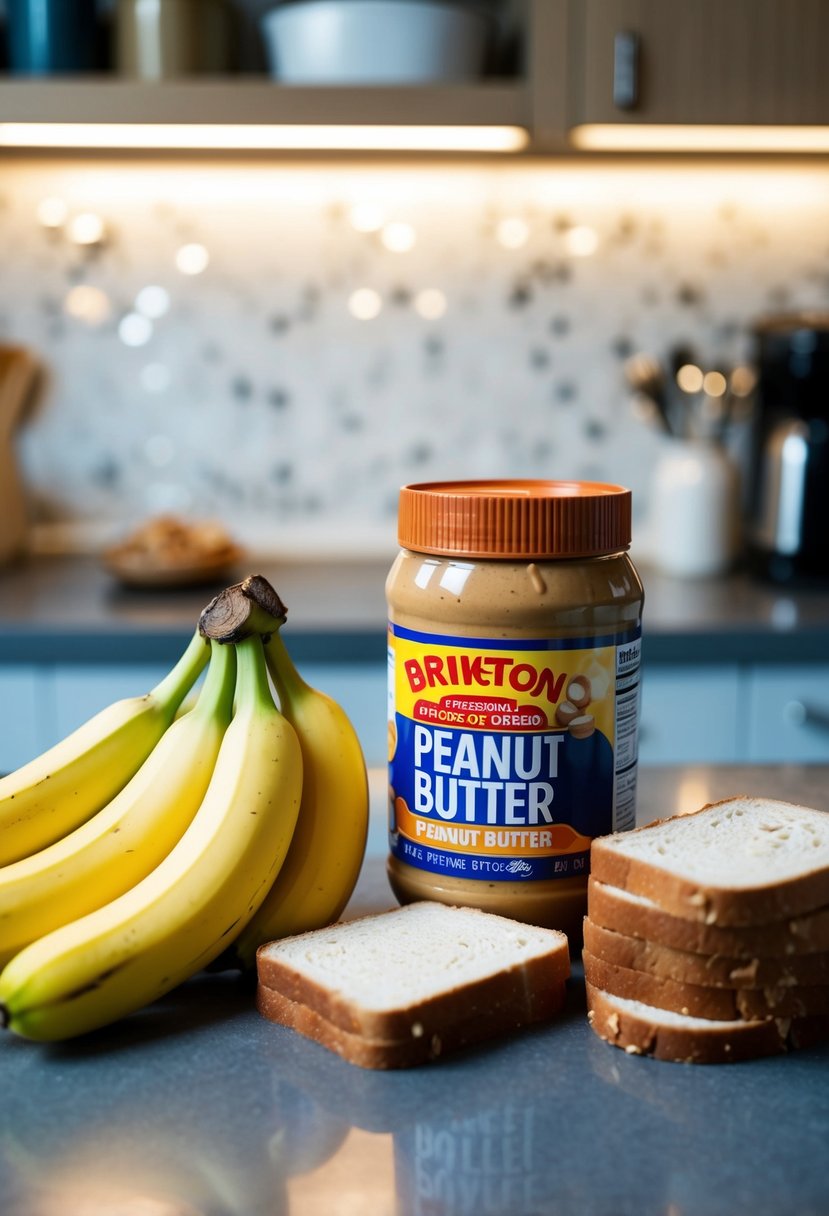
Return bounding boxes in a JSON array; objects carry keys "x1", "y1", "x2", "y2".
[
  {"x1": 571, "y1": 123, "x2": 829, "y2": 153},
  {"x1": 0, "y1": 122, "x2": 529, "y2": 153}
]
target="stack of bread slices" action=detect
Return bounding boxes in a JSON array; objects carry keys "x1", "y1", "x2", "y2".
[{"x1": 584, "y1": 797, "x2": 829, "y2": 1063}]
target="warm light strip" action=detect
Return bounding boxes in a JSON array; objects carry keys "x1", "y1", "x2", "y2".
[
  {"x1": 0, "y1": 122, "x2": 529, "y2": 153},
  {"x1": 572, "y1": 123, "x2": 829, "y2": 153}
]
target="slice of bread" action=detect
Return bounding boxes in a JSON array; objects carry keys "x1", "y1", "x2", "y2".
[
  {"x1": 583, "y1": 918, "x2": 829, "y2": 990},
  {"x1": 590, "y1": 798, "x2": 829, "y2": 926},
  {"x1": 256, "y1": 902, "x2": 570, "y2": 1066},
  {"x1": 588, "y1": 878, "x2": 829, "y2": 957},
  {"x1": 258, "y1": 980, "x2": 567, "y2": 1070},
  {"x1": 586, "y1": 984, "x2": 829, "y2": 1064},
  {"x1": 583, "y1": 950, "x2": 829, "y2": 1021}
]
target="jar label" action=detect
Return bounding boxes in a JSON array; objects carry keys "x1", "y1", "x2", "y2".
[{"x1": 388, "y1": 624, "x2": 641, "y2": 882}]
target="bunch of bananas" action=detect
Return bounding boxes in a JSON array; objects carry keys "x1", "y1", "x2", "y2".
[{"x1": 0, "y1": 576, "x2": 368, "y2": 1041}]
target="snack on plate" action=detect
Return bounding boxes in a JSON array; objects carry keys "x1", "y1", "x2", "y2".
[
  {"x1": 103, "y1": 515, "x2": 243, "y2": 586},
  {"x1": 585, "y1": 797, "x2": 829, "y2": 1063},
  {"x1": 256, "y1": 901, "x2": 570, "y2": 1069}
]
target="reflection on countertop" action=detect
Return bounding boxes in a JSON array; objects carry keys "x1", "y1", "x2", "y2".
[
  {"x1": 2, "y1": 765, "x2": 827, "y2": 1216},
  {"x1": 1, "y1": 553, "x2": 828, "y2": 664}
]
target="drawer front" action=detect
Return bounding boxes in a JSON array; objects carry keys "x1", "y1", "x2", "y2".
[
  {"x1": 747, "y1": 666, "x2": 829, "y2": 762},
  {"x1": 638, "y1": 666, "x2": 741, "y2": 764}
]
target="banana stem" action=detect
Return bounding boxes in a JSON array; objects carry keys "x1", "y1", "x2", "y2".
[
  {"x1": 192, "y1": 640, "x2": 237, "y2": 724},
  {"x1": 264, "y1": 632, "x2": 307, "y2": 710},
  {"x1": 234, "y1": 636, "x2": 276, "y2": 715},
  {"x1": 149, "y1": 630, "x2": 210, "y2": 720}
]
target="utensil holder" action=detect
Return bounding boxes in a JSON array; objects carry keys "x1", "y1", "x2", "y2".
[{"x1": 647, "y1": 439, "x2": 741, "y2": 579}]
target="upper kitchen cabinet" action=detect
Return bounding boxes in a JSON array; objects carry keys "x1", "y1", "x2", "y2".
[
  {"x1": 0, "y1": 0, "x2": 539, "y2": 156},
  {"x1": 567, "y1": 0, "x2": 829, "y2": 151}
]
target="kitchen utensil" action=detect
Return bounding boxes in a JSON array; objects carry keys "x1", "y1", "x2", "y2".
[
  {"x1": 6, "y1": 0, "x2": 98, "y2": 73},
  {"x1": 747, "y1": 312, "x2": 829, "y2": 583},
  {"x1": 261, "y1": 0, "x2": 492, "y2": 84},
  {"x1": 0, "y1": 346, "x2": 38, "y2": 566},
  {"x1": 116, "y1": 0, "x2": 234, "y2": 79}
]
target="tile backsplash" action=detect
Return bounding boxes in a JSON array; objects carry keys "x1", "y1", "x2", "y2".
[{"x1": 2, "y1": 159, "x2": 829, "y2": 556}]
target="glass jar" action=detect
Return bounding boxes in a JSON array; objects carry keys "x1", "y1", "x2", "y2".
[{"x1": 386, "y1": 480, "x2": 644, "y2": 942}]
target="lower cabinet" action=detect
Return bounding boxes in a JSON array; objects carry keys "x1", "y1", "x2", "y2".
[
  {"x1": 746, "y1": 666, "x2": 829, "y2": 763},
  {"x1": 638, "y1": 666, "x2": 742, "y2": 765},
  {"x1": 1, "y1": 659, "x2": 827, "y2": 775},
  {"x1": 0, "y1": 669, "x2": 45, "y2": 776}
]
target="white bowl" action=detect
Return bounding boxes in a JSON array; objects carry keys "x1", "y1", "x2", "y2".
[{"x1": 261, "y1": 0, "x2": 492, "y2": 84}]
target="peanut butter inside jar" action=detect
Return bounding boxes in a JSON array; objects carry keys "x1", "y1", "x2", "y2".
[{"x1": 386, "y1": 480, "x2": 644, "y2": 944}]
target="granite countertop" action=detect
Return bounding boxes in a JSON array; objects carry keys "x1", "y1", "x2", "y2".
[
  {"x1": 2, "y1": 765, "x2": 828, "y2": 1216},
  {"x1": 1, "y1": 554, "x2": 829, "y2": 665}
]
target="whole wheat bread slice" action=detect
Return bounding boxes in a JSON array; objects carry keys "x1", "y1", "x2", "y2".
[
  {"x1": 583, "y1": 950, "x2": 829, "y2": 1021},
  {"x1": 588, "y1": 878, "x2": 829, "y2": 957},
  {"x1": 583, "y1": 918, "x2": 829, "y2": 989},
  {"x1": 586, "y1": 984, "x2": 829, "y2": 1064},
  {"x1": 258, "y1": 978, "x2": 567, "y2": 1070},
  {"x1": 256, "y1": 901, "x2": 570, "y2": 1053},
  {"x1": 590, "y1": 798, "x2": 829, "y2": 926}
]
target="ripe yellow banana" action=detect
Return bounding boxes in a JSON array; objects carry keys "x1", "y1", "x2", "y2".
[
  {"x1": 0, "y1": 635, "x2": 303, "y2": 1041},
  {"x1": 0, "y1": 630, "x2": 208, "y2": 866},
  {"x1": 0, "y1": 640, "x2": 236, "y2": 970},
  {"x1": 232, "y1": 630, "x2": 368, "y2": 968}
]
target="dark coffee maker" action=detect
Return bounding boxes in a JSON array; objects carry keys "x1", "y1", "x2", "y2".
[{"x1": 748, "y1": 312, "x2": 829, "y2": 583}]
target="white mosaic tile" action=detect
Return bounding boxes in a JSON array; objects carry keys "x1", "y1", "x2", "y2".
[{"x1": 1, "y1": 161, "x2": 828, "y2": 554}]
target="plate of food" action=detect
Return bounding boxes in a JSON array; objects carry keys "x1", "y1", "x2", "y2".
[{"x1": 102, "y1": 515, "x2": 245, "y2": 588}]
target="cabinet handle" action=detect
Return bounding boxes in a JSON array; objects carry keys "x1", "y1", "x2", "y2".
[
  {"x1": 783, "y1": 701, "x2": 829, "y2": 735},
  {"x1": 613, "y1": 30, "x2": 640, "y2": 110}
]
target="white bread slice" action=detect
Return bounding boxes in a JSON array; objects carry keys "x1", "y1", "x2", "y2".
[
  {"x1": 583, "y1": 917, "x2": 829, "y2": 989},
  {"x1": 256, "y1": 901, "x2": 570, "y2": 1048},
  {"x1": 588, "y1": 878, "x2": 829, "y2": 957},
  {"x1": 590, "y1": 798, "x2": 829, "y2": 926},
  {"x1": 258, "y1": 979, "x2": 567, "y2": 1070},
  {"x1": 586, "y1": 984, "x2": 829, "y2": 1064},
  {"x1": 582, "y1": 950, "x2": 829, "y2": 1021}
]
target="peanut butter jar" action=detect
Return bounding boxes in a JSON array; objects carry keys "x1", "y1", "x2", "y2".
[{"x1": 386, "y1": 480, "x2": 644, "y2": 942}]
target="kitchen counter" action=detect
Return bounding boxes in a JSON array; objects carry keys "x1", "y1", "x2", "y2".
[
  {"x1": 2, "y1": 765, "x2": 827, "y2": 1216},
  {"x1": 1, "y1": 554, "x2": 829, "y2": 665}
]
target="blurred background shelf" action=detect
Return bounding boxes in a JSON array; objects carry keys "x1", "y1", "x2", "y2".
[{"x1": 0, "y1": 78, "x2": 531, "y2": 129}]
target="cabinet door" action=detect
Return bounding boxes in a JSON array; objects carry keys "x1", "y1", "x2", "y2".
[
  {"x1": 747, "y1": 666, "x2": 829, "y2": 762},
  {"x1": 638, "y1": 666, "x2": 741, "y2": 764},
  {"x1": 0, "y1": 669, "x2": 43, "y2": 773},
  {"x1": 571, "y1": 0, "x2": 829, "y2": 127},
  {"x1": 51, "y1": 666, "x2": 171, "y2": 746}
]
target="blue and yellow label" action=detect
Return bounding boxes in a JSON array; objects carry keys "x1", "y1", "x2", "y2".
[{"x1": 388, "y1": 623, "x2": 641, "y2": 882}]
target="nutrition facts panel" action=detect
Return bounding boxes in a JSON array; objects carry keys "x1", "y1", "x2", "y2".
[{"x1": 613, "y1": 635, "x2": 641, "y2": 831}]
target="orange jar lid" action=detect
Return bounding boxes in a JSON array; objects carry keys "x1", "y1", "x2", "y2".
[{"x1": 398, "y1": 479, "x2": 632, "y2": 559}]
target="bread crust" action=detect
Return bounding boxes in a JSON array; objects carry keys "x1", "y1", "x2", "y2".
[
  {"x1": 256, "y1": 906, "x2": 570, "y2": 1040},
  {"x1": 583, "y1": 950, "x2": 829, "y2": 1020},
  {"x1": 590, "y1": 798, "x2": 829, "y2": 926},
  {"x1": 257, "y1": 979, "x2": 567, "y2": 1070},
  {"x1": 588, "y1": 878, "x2": 829, "y2": 957},
  {"x1": 583, "y1": 917, "x2": 829, "y2": 989},
  {"x1": 585, "y1": 983, "x2": 805, "y2": 1064}
]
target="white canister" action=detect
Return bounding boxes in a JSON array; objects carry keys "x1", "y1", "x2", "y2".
[{"x1": 647, "y1": 439, "x2": 741, "y2": 578}]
